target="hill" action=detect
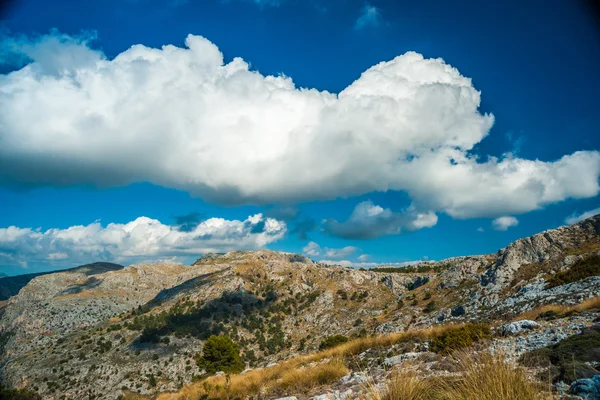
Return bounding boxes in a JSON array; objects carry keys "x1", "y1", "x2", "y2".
[
  {"x1": 0, "y1": 215, "x2": 599, "y2": 399},
  {"x1": 0, "y1": 262, "x2": 124, "y2": 301}
]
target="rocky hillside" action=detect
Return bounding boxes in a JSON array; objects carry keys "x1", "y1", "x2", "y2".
[
  {"x1": 0, "y1": 214, "x2": 599, "y2": 399},
  {"x1": 0, "y1": 262, "x2": 124, "y2": 301}
]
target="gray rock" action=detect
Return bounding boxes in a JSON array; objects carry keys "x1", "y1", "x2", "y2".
[
  {"x1": 569, "y1": 374, "x2": 600, "y2": 399},
  {"x1": 500, "y1": 320, "x2": 540, "y2": 336}
]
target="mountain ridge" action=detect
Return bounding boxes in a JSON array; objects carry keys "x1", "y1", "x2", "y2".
[{"x1": 0, "y1": 214, "x2": 599, "y2": 399}]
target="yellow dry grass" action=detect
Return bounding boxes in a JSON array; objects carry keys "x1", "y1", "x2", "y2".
[
  {"x1": 366, "y1": 352, "x2": 549, "y2": 400},
  {"x1": 366, "y1": 369, "x2": 434, "y2": 400},
  {"x1": 157, "y1": 325, "x2": 463, "y2": 400},
  {"x1": 516, "y1": 295, "x2": 600, "y2": 321}
]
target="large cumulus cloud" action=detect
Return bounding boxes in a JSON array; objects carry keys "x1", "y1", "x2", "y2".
[
  {"x1": 1, "y1": 32, "x2": 599, "y2": 220},
  {"x1": 0, "y1": 214, "x2": 286, "y2": 268}
]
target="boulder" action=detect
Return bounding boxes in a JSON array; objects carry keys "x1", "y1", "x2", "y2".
[
  {"x1": 500, "y1": 320, "x2": 540, "y2": 336},
  {"x1": 569, "y1": 374, "x2": 600, "y2": 399}
]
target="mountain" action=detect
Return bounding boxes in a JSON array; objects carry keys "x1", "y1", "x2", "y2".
[
  {"x1": 0, "y1": 215, "x2": 599, "y2": 399},
  {"x1": 0, "y1": 262, "x2": 124, "y2": 301}
]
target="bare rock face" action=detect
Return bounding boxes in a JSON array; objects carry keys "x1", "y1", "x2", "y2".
[{"x1": 482, "y1": 214, "x2": 600, "y2": 294}]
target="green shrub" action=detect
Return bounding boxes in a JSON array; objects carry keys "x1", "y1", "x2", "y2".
[
  {"x1": 0, "y1": 385, "x2": 41, "y2": 400},
  {"x1": 196, "y1": 335, "x2": 244, "y2": 375},
  {"x1": 429, "y1": 324, "x2": 491, "y2": 355},
  {"x1": 520, "y1": 327, "x2": 600, "y2": 382},
  {"x1": 547, "y1": 254, "x2": 600, "y2": 288},
  {"x1": 319, "y1": 335, "x2": 349, "y2": 350},
  {"x1": 423, "y1": 301, "x2": 436, "y2": 313}
]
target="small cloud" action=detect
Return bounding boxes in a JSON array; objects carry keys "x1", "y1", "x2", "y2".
[
  {"x1": 357, "y1": 254, "x2": 369, "y2": 262},
  {"x1": 265, "y1": 206, "x2": 316, "y2": 240},
  {"x1": 302, "y1": 241, "x2": 359, "y2": 260},
  {"x1": 325, "y1": 246, "x2": 358, "y2": 259},
  {"x1": 477, "y1": 227, "x2": 484, "y2": 232},
  {"x1": 324, "y1": 201, "x2": 437, "y2": 239},
  {"x1": 491, "y1": 216, "x2": 518, "y2": 231},
  {"x1": 505, "y1": 130, "x2": 526, "y2": 156},
  {"x1": 354, "y1": 3, "x2": 382, "y2": 30},
  {"x1": 565, "y1": 207, "x2": 600, "y2": 225},
  {"x1": 302, "y1": 241, "x2": 321, "y2": 257},
  {"x1": 47, "y1": 252, "x2": 68, "y2": 260}
]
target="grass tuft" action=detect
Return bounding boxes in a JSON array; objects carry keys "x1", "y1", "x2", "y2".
[{"x1": 367, "y1": 352, "x2": 547, "y2": 400}]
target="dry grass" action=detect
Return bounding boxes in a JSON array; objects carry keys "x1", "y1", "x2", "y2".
[
  {"x1": 366, "y1": 369, "x2": 435, "y2": 400},
  {"x1": 276, "y1": 357, "x2": 349, "y2": 393},
  {"x1": 367, "y1": 352, "x2": 548, "y2": 400},
  {"x1": 158, "y1": 325, "x2": 469, "y2": 400},
  {"x1": 438, "y1": 352, "x2": 547, "y2": 400},
  {"x1": 160, "y1": 358, "x2": 348, "y2": 400},
  {"x1": 516, "y1": 295, "x2": 600, "y2": 321}
]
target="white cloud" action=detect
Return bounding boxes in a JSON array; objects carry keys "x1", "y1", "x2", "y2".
[
  {"x1": 325, "y1": 245, "x2": 358, "y2": 259},
  {"x1": 491, "y1": 216, "x2": 519, "y2": 231},
  {"x1": 302, "y1": 241, "x2": 322, "y2": 257},
  {"x1": 565, "y1": 207, "x2": 600, "y2": 225},
  {"x1": 354, "y1": 3, "x2": 382, "y2": 30},
  {"x1": 0, "y1": 214, "x2": 286, "y2": 269},
  {"x1": 324, "y1": 201, "x2": 437, "y2": 239},
  {"x1": 357, "y1": 254, "x2": 369, "y2": 262},
  {"x1": 0, "y1": 32, "x2": 599, "y2": 220},
  {"x1": 477, "y1": 227, "x2": 484, "y2": 232},
  {"x1": 302, "y1": 241, "x2": 358, "y2": 259}
]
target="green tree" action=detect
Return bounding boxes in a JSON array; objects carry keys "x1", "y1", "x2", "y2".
[{"x1": 196, "y1": 335, "x2": 244, "y2": 374}]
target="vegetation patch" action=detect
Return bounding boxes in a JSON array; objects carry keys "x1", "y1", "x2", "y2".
[
  {"x1": 0, "y1": 385, "x2": 41, "y2": 400},
  {"x1": 547, "y1": 254, "x2": 600, "y2": 288},
  {"x1": 429, "y1": 324, "x2": 490, "y2": 355},
  {"x1": 159, "y1": 324, "x2": 492, "y2": 400},
  {"x1": 516, "y1": 296, "x2": 600, "y2": 321},
  {"x1": 520, "y1": 326, "x2": 600, "y2": 383},
  {"x1": 372, "y1": 263, "x2": 450, "y2": 274},
  {"x1": 319, "y1": 335, "x2": 349, "y2": 350},
  {"x1": 367, "y1": 352, "x2": 544, "y2": 400},
  {"x1": 196, "y1": 335, "x2": 244, "y2": 375}
]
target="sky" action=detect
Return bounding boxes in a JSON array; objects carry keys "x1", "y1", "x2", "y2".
[{"x1": 0, "y1": 0, "x2": 599, "y2": 275}]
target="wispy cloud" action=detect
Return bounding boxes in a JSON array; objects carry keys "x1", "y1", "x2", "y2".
[
  {"x1": 302, "y1": 241, "x2": 359, "y2": 259},
  {"x1": 565, "y1": 207, "x2": 600, "y2": 225},
  {"x1": 354, "y1": 3, "x2": 382, "y2": 30}
]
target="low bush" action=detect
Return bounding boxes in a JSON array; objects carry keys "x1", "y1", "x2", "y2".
[
  {"x1": 547, "y1": 254, "x2": 600, "y2": 288},
  {"x1": 319, "y1": 335, "x2": 349, "y2": 350},
  {"x1": 0, "y1": 385, "x2": 41, "y2": 400},
  {"x1": 520, "y1": 326, "x2": 600, "y2": 382},
  {"x1": 429, "y1": 324, "x2": 490, "y2": 355}
]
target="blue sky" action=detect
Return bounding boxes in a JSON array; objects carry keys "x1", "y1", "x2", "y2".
[{"x1": 0, "y1": 0, "x2": 599, "y2": 275}]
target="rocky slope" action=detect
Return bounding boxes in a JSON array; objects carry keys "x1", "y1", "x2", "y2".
[{"x1": 0, "y1": 214, "x2": 599, "y2": 399}]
